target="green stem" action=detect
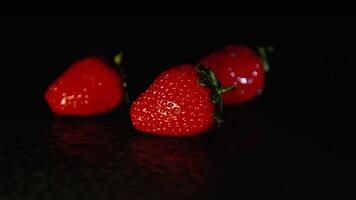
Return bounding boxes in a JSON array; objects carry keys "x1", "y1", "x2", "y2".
[
  {"x1": 217, "y1": 86, "x2": 235, "y2": 95},
  {"x1": 196, "y1": 64, "x2": 235, "y2": 126},
  {"x1": 257, "y1": 46, "x2": 274, "y2": 72},
  {"x1": 113, "y1": 51, "x2": 124, "y2": 66},
  {"x1": 113, "y1": 51, "x2": 131, "y2": 104}
]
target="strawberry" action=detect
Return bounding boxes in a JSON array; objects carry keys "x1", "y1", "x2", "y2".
[
  {"x1": 130, "y1": 64, "x2": 234, "y2": 136},
  {"x1": 45, "y1": 55, "x2": 124, "y2": 116},
  {"x1": 199, "y1": 45, "x2": 272, "y2": 104}
]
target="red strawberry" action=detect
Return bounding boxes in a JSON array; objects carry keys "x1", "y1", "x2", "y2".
[
  {"x1": 45, "y1": 56, "x2": 124, "y2": 116},
  {"x1": 130, "y1": 64, "x2": 234, "y2": 136},
  {"x1": 200, "y1": 45, "x2": 271, "y2": 104}
]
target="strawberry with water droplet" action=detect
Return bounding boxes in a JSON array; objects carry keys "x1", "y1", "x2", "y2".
[
  {"x1": 45, "y1": 53, "x2": 125, "y2": 116},
  {"x1": 130, "y1": 64, "x2": 234, "y2": 136},
  {"x1": 200, "y1": 45, "x2": 272, "y2": 104}
]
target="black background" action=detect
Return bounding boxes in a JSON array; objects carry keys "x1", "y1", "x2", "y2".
[
  {"x1": 1, "y1": 17, "x2": 354, "y2": 137},
  {"x1": 0, "y1": 16, "x2": 355, "y2": 199}
]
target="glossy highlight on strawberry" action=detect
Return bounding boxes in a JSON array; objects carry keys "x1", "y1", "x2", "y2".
[
  {"x1": 130, "y1": 65, "x2": 215, "y2": 136},
  {"x1": 45, "y1": 56, "x2": 124, "y2": 116},
  {"x1": 130, "y1": 63, "x2": 235, "y2": 136},
  {"x1": 200, "y1": 45, "x2": 266, "y2": 104}
]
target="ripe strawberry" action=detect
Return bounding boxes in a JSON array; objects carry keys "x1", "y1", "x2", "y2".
[
  {"x1": 199, "y1": 45, "x2": 271, "y2": 104},
  {"x1": 130, "y1": 64, "x2": 234, "y2": 136},
  {"x1": 45, "y1": 56, "x2": 124, "y2": 116}
]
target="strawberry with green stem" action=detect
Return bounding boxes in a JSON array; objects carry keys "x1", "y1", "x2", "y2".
[
  {"x1": 130, "y1": 64, "x2": 234, "y2": 136},
  {"x1": 45, "y1": 52, "x2": 126, "y2": 116},
  {"x1": 199, "y1": 45, "x2": 273, "y2": 104}
]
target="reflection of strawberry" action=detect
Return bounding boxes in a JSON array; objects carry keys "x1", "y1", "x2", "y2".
[
  {"x1": 200, "y1": 45, "x2": 271, "y2": 104},
  {"x1": 130, "y1": 64, "x2": 234, "y2": 136},
  {"x1": 48, "y1": 118, "x2": 121, "y2": 167},
  {"x1": 45, "y1": 56, "x2": 124, "y2": 116},
  {"x1": 131, "y1": 137, "x2": 209, "y2": 196}
]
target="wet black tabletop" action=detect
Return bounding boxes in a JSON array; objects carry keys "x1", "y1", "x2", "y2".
[
  {"x1": 0, "y1": 17, "x2": 355, "y2": 199},
  {"x1": 0, "y1": 108, "x2": 320, "y2": 199}
]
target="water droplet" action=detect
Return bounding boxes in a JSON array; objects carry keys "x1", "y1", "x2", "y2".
[
  {"x1": 158, "y1": 108, "x2": 167, "y2": 116},
  {"x1": 159, "y1": 100, "x2": 167, "y2": 106},
  {"x1": 67, "y1": 95, "x2": 75, "y2": 100},
  {"x1": 60, "y1": 98, "x2": 66, "y2": 105},
  {"x1": 230, "y1": 72, "x2": 236, "y2": 77},
  {"x1": 252, "y1": 71, "x2": 258, "y2": 77},
  {"x1": 257, "y1": 89, "x2": 262, "y2": 95},
  {"x1": 239, "y1": 77, "x2": 247, "y2": 84},
  {"x1": 227, "y1": 67, "x2": 233, "y2": 72}
]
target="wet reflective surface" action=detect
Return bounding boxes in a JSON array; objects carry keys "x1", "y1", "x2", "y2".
[
  {"x1": 0, "y1": 17, "x2": 354, "y2": 199},
  {"x1": 0, "y1": 104, "x2": 339, "y2": 199}
]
